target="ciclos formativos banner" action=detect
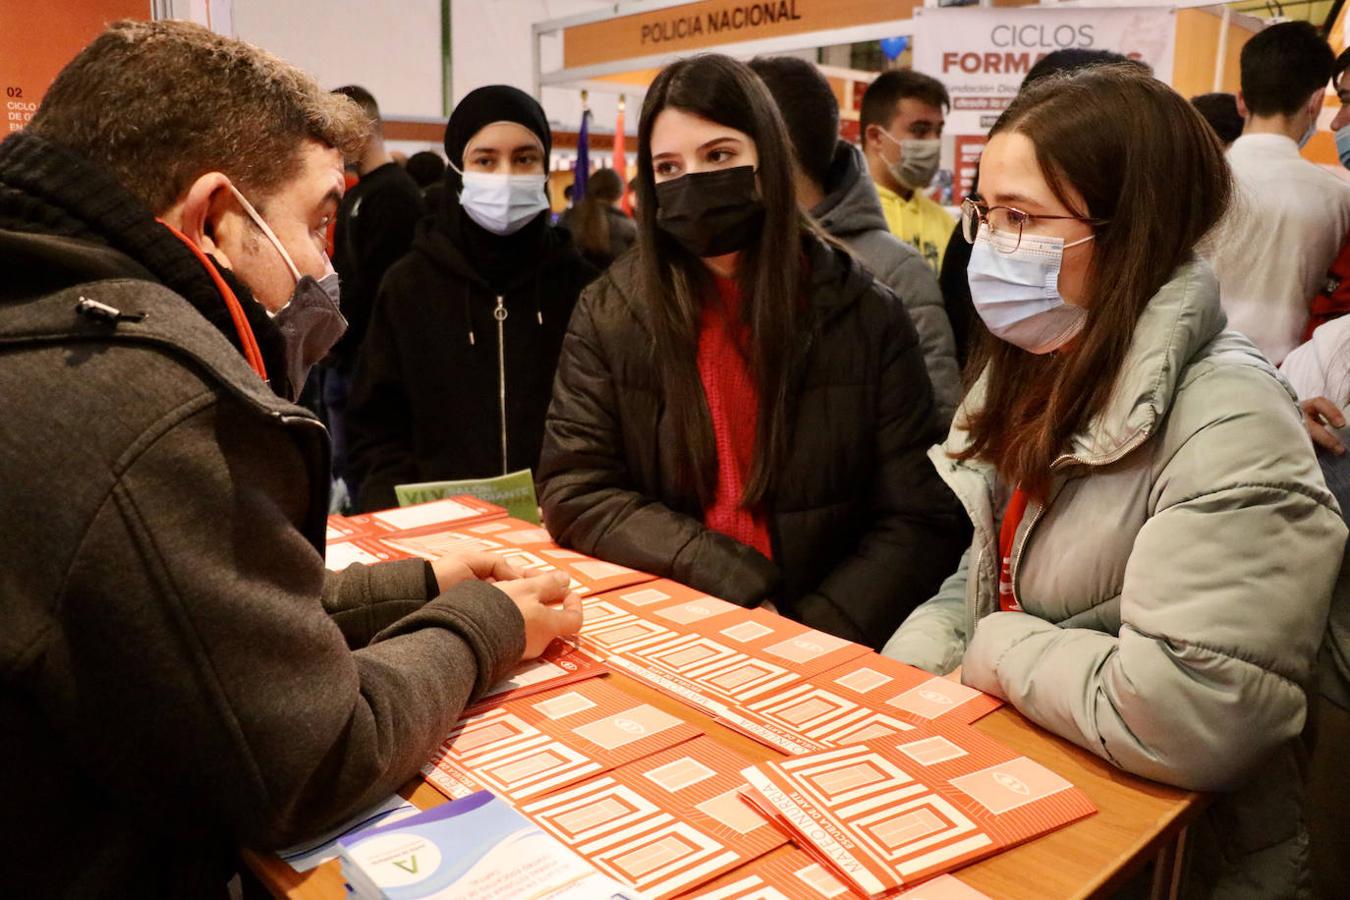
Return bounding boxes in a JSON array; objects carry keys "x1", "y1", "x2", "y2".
[{"x1": 912, "y1": 6, "x2": 1176, "y2": 204}]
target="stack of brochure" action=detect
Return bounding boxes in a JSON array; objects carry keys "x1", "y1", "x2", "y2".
[
  {"x1": 337, "y1": 791, "x2": 643, "y2": 899},
  {"x1": 738, "y1": 731, "x2": 1096, "y2": 898}
]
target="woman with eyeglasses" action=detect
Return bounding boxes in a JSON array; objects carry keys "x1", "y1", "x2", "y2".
[
  {"x1": 883, "y1": 65, "x2": 1344, "y2": 895},
  {"x1": 536, "y1": 54, "x2": 970, "y2": 646}
]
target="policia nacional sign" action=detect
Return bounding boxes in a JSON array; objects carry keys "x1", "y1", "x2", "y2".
[{"x1": 562, "y1": 0, "x2": 923, "y2": 69}]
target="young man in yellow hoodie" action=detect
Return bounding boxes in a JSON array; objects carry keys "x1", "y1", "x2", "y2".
[{"x1": 861, "y1": 69, "x2": 954, "y2": 273}]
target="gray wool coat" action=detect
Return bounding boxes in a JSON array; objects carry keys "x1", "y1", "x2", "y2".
[{"x1": 0, "y1": 235, "x2": 526, "y2": 896}]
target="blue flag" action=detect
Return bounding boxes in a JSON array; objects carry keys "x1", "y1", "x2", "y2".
[{"x1": 574, "y1": 108, "x2": 591, "y2": 201}]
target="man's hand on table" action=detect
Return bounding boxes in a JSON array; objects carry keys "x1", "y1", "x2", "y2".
[
  {"x1": 497, "y1": 571, "x2": 584, "y2": 659},
  {"x1": 431, "y1": 551, "x2": 522, "y2": 591}
]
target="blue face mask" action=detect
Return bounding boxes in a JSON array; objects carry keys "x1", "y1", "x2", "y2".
[
  {"x1": 967, "y1": 227, "x2": 1092, "y2": 354},
  {"x1": 1336, "y1": 125, "x2": 1350, "y2": 169}
]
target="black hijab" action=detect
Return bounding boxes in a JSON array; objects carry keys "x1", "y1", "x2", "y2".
[{"x1": 439, "y1": 85, "x2": 553, "y2": 291}]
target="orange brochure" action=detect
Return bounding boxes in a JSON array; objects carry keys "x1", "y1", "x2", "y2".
[
  {"x1": 517, "y1": 736, "x2": 786, "y2": 899},
  {"x1": 689, "y1": 847, "x2": 993, "y2": 899},
  {"x1": 576, "y1": 597, "x2": 798, "y2": 718},
  {"x1": 422, "y1": 678, "x2": 701, "y2": 803},
  {"x1": 811, "y1": 655, "x2": 1003, "y2": 726},
  {"x1": 323, "y1": 536, "x2": 412, "y2": 571},
  {"x1": 717, "y1": 682, "x2": 926, "y2": 757},
  {"x1": 331, "y1": 496, "x2": 505, "y2": 539},
  {"x1": 719, "y1": 656, "x2": 1003, "y2": 755},
  {"x1": 579, "y1": 582, "x2": 873, "y2": 721},
  {"x1": 684, "y1": 846, "x2": 865, "y2": 898},
  {"x1": 462, "y1": 517, "x2": 656, "y2": 593},
  {"x1": 373, "y1": 515, "x2": 655, "y2": 595},
  {"x1": 601, "y1": 581, "x2": 872, "y2": 679},
  {"x1": 738, "y1": 727, "x2": 1096, "y2": 897},
  {"x1": 464, "y1": 638, "x2": 608, "y2": 714}
]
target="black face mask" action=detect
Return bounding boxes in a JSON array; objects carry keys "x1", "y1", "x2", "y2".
[{"x1": 654, "y1": 165, "x2": 764, "y2": 257}]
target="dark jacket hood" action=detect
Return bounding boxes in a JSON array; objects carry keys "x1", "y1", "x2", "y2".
[
  {"x1": 810, "y1": 140, "x2": 890, "y2": 240},
  {"x1": 0, "y1": 130, "x2": 288, "y2": 391}
]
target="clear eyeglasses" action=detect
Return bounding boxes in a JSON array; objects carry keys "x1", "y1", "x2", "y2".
[{"x1": 959, "y1": 197, "x2": 1103, "y2": 253}]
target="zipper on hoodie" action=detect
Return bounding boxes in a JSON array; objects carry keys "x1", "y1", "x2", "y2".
[{"x1": 494, "y1": 295, "x2": 509, "y2": 475}]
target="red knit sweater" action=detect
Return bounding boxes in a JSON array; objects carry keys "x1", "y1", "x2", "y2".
[{"x1": 697, "y1": 275, "x2": 773, "y2": 559}]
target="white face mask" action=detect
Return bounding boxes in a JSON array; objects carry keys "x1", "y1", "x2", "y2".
[
  {"x1": 451, "y1": 165, "x2": 550, "y2": 235},
  {"x1": 967, "y1": 225, "x2": 1093, "y2": 354},
  {"x1": 878, "y1": 130, "x2": 941, "y2": 191}
]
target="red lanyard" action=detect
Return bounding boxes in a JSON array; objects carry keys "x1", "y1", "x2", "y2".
[
  {"x1": 157, "y1": 219, "x2": 268, "y2": 382},
  {"x1": 997, "y1": 486, "x2": 1030, "y2": 612}
]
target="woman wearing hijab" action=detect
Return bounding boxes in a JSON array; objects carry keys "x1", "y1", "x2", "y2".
[
  {"x1": 537, "y1": 55, "x2": 970, "y2": 646},
  {"x1": 346, "y1": 86, "x2": 598, "y2": 512}
]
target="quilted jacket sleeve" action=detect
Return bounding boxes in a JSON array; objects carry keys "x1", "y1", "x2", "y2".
[
  {"x1": 961, "y1": 362, "x2": 1345, "y2": 790},
  {"x1": 881, "y1": 547, "x2": 973, "y2": 675}
]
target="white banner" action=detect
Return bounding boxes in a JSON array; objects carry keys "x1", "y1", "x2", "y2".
[{"x1": 913, "y1": 6, "x2": 1177, "y2": 202}]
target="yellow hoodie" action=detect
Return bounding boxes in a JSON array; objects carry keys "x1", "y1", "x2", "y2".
[{"x1": 875, "y1": 182, "x2": 955, "y2": 273}]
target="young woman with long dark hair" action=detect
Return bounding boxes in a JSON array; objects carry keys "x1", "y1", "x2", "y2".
[
  {"x1": 564, "y1": 167, "x2": 636, "y2": 269},
  {"x1": 883, "y1": 66, "x2": 1346, "y2": 894},
  {"x1": 537, "y1": 54, "x2": 969, "y2": 646},
  {"x1": 345, "y1": 86, "x2": 597, "y2": 511}
]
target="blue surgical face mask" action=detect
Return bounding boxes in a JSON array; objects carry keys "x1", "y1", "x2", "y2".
[
  {"x1": 1336, "y1": 124, "x2": 1350, "y2": 169},
  {"x1": 453, "y1": 167, "x2": 550, "y2": 235},
  {"x1": 967, "y1": 226, "x2": 1093, "y2": 354}
]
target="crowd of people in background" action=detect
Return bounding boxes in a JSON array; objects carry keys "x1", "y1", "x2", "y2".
[{"x1": 6, "y1": 14, "x2": 1350, "y2": 899}]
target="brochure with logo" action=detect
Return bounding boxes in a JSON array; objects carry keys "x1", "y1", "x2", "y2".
[
  {"x1": 687, "y1": 847, "x2": 993, "y2": 899},
  {"x1": 738, "y1": 728, "x2": 1095, "y2": 897},
  {"x1": 337, "y1": 496, "x2": 506, "y2": 538},
  {"x1": 465, "y1": 639, "x2": 608, "y2": 715},
  {"x1": 337, "y1": 791, "x2": 642, "y2": 899},
  {"x1": 518, "y1": 737, "x2": 784, "y2": 899},
  {"x1": 719, "y1": 655, "x2": 1004, "y2": 756},
  {"x1": 423, "y1": 679, "x2": 701, "y2": 803},
  {"x1": 394, "y1": 468, "x2": 540, "y2": 524}
]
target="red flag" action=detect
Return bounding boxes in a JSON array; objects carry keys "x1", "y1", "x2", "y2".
[{"x1": 615, "y1": 95, "x2": 631, "y2": 216}]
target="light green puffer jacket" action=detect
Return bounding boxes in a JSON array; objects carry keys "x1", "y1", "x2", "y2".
[{"x1": 883, "y1": 260, "x2": 1347, "y2": 897}]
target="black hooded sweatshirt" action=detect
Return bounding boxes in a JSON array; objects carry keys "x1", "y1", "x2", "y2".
[{"x1": 346, "y1": 189, "x2": 598, "y2": 512}]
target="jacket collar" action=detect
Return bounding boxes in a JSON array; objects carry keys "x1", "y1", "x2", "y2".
[
  {"x1": 946, "y1": 259, "x2": 1232, "y2": 468},
  {"x1": 0, "y1": 130, "x2": 287, "y2": 388}
]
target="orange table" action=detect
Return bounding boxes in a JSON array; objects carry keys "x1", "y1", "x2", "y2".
[{"x1": 242, "y1": 669, "x2": 1200, "y2": 899}]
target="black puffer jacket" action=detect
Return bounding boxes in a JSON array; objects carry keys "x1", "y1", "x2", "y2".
[
  {"x1": 347, "y1": 203, "x2": 597, "y2": 511},
  {"x1": 537, "y1": 236, "x2": 971, "y2": 647}
]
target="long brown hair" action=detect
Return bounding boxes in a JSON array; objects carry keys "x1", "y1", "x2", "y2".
[
  {"x1": 635, "y1": 54, "x2": 807, "y2": 507},
  {"x1": 572, "y1": 167, "x2": 624, "y2": 257},
  {"x1": 958, "y1": 66, "x2": 1231, "y2": 500}
]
